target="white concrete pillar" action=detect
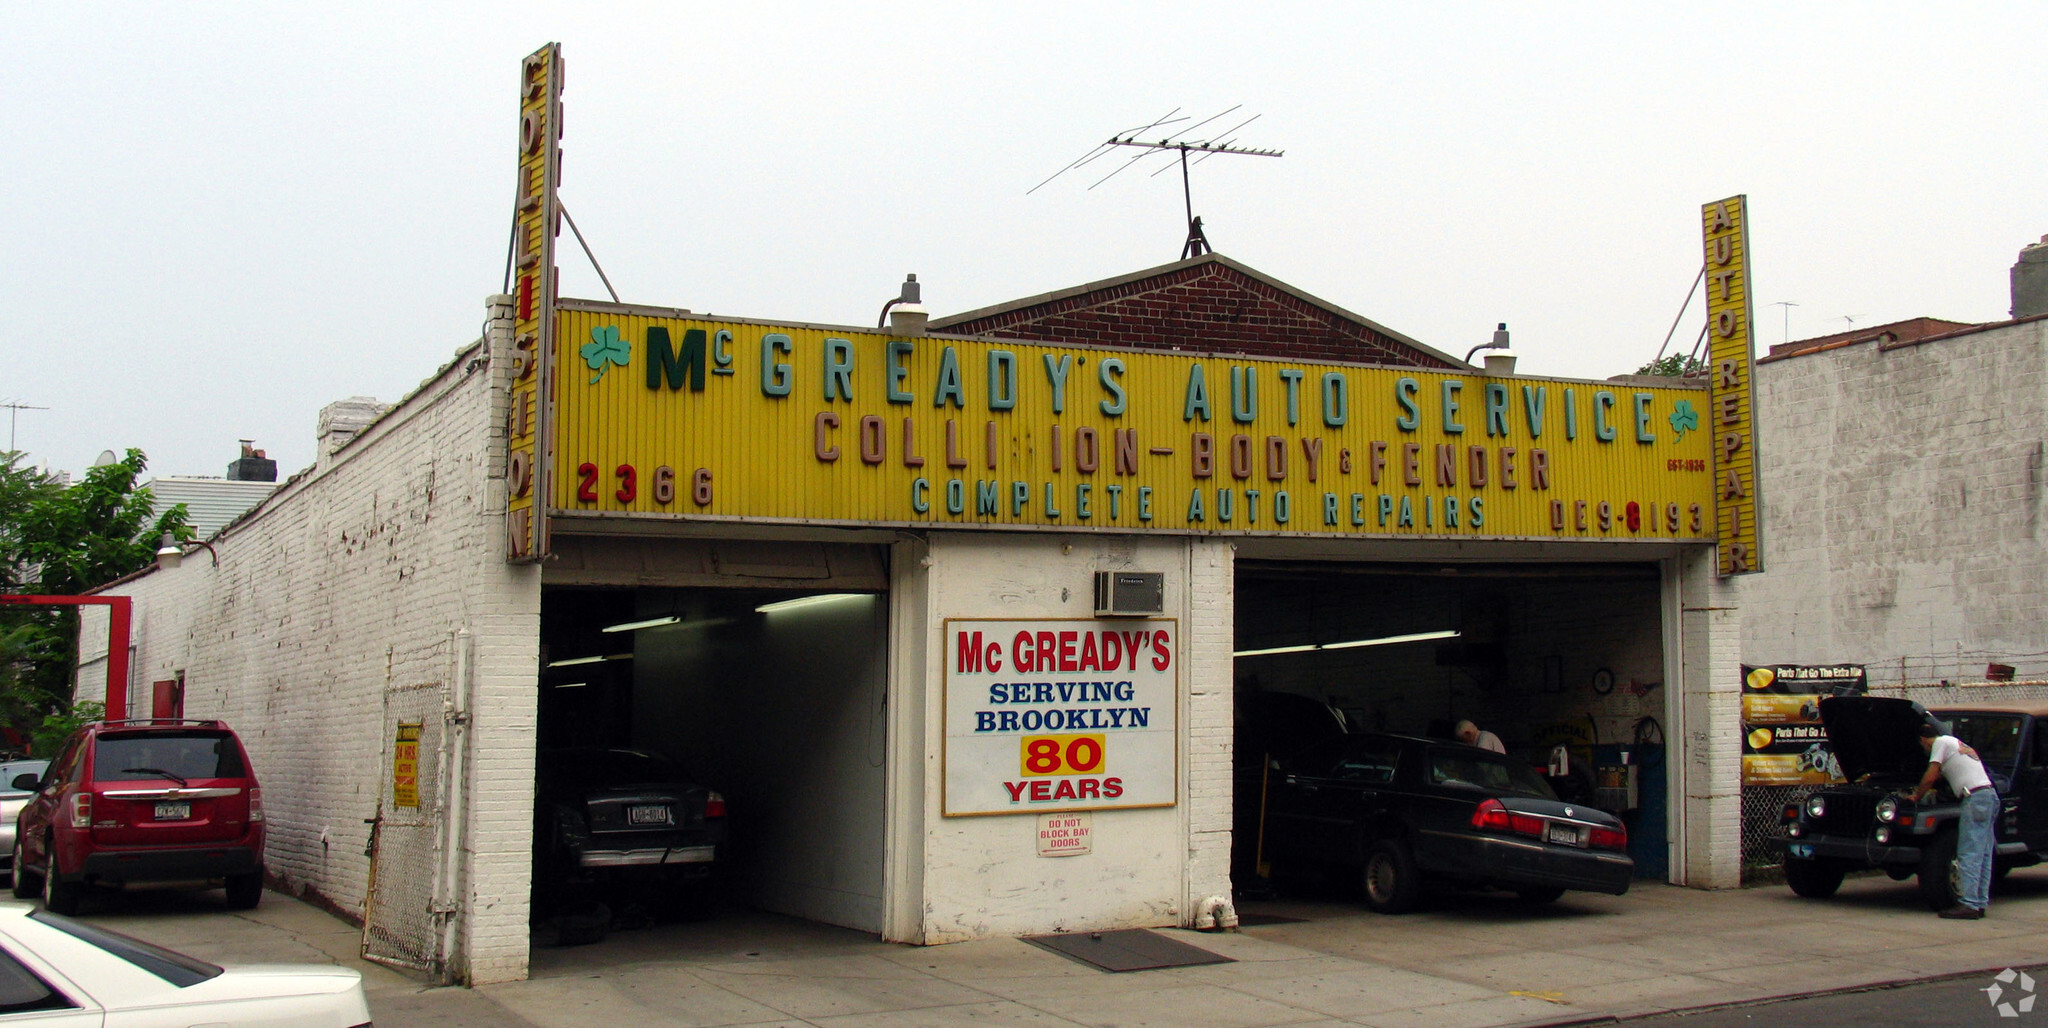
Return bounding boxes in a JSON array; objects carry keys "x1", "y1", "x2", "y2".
[
  {"x1": 1677, "y1": 545, "x2": 1744, "y2": 888},
  {"x1": 1182, "y1": 538, "x2": 1235, "y2": 920}
]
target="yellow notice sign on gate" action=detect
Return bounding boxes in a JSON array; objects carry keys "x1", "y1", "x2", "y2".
[{"x1": 393, "y1": 722, "x2": 422, "y2": 809}]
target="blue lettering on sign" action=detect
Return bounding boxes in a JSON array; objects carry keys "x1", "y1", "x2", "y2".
[{"x1": 973, "y1": 679, "x2": 1148, "y2": 733}]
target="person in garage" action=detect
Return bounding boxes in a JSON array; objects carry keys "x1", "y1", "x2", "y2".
[
  {"x1": 1454, "y1": 720, "x2": 1506, "y2": 754},
  {"x1": 1910, "y1": 720, "x2": 1996, "y2": 920}
]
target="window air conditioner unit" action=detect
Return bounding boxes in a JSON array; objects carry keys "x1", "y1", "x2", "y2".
[{"x1": 1093, "y1": 571, "x2": 1164, "y2": 617}]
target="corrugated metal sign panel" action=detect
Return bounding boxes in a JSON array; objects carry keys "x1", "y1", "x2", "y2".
[{"x1": 550, "y1": 305, "x2": 1716, "y2": 542}]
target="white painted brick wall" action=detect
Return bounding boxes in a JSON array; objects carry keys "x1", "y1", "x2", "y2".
[
  {"x1": 80, "y1": 296, "x2": 540, "y2": 984},
  {"x1": 912, "y1": 532, "x2": 1231, "y2": 941},
  {"x1": 1738, "y1": 321, "x2": 2048, "y2": 685}
]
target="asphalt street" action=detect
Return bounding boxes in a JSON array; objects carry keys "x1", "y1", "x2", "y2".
[{"x1": 1621, "y1": 964, "x2": 2048, "y2": 1026}]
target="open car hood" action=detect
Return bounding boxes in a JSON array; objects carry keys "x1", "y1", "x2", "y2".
[{"x1": 1818, "y1": 696, "x2": 1933, "y2": 781}]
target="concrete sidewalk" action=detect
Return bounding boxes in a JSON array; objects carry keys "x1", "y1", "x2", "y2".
[{"x1": 77, "y1": 870, "x2": 2048, "y2": 1027}]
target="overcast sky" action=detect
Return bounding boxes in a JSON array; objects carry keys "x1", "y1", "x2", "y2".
[{"x1": 5, "y1": 2, "x2": 2043, "y2": 481}]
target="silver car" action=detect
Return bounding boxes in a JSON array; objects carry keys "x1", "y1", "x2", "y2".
[{"x1": 0, "y1": 759, "x2": 49, "y2": 885}]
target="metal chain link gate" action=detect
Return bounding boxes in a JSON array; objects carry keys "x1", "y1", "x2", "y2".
[{"x1": 362, "y1": 681, "x2": 448, "y2": 973}]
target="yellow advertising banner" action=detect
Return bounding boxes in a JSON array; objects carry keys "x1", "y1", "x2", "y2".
[
  {"x1": 1738, "y1": 663, "x2": 1864, "y2": 786},
  {"x1": 549, "y1": 304, "x2": 1717, "y2": 540}
]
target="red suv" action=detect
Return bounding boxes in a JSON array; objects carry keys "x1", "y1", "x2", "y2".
[{"x1": 11, "y1": 720, "x2": 265, "y2": 915}]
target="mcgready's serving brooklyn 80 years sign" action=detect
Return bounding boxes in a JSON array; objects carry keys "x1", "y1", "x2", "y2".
[
  {"x1": 943, "y1": 619, "x2": 1179, "y2": 817},
  {"x1": 546, "y1": 302, "x2": 1716, "y2": 541}
]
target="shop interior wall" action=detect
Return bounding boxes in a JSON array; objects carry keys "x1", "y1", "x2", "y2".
[
  {"x1": 630, "y1": 592, "x2": 887, "y2": 932},
  {"x1": 1234, "y1": 565, "x2": 1668, "y2": 873}
]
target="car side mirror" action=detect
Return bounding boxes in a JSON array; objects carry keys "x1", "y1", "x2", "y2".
[{"x1": 10, "y1": 774, "x2": 38, "y2": 791}]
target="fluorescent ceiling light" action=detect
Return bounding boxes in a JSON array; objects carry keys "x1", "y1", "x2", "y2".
[
  {"x1": 601, "y1": 616, "x2": 681, "y2": 633},
  {"x1": 553, "y1": 682, "x2": 588, "y2": 689},
  {"x1": 544, "y1": 653, "x2": 634, "y2": 669},
  {"x1": 1232, "y1": 643, "x2": 1320, "y2": 657},
  {"x1": 1321, "y1": 630, "x2": 1462, "y2": 650},
  {"x1": 754, "y1": 593, "x2": 868, "y2": 615},
  {"x1": 1234, "y1": 630, "x2": 1460, "y2": 658}
]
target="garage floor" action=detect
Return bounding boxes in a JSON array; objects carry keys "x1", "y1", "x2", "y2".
[{"x1": 71, "y1": 871, "x2": 2048, "y2": 1027}]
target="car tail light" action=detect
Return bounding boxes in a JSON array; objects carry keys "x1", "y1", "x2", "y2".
[
  {"x1": 1589, "y1": 824, "x2": 1628, "y2": 850},
  {"x1": 250, "y1": 787, "x2": 264, "y2": 823},
  {"x1": 68, "y1": 794, "x2": 92, "y2": 829},
  {"x1": 1469, "y1": 799, "x2": 1544, "y2": 839},
  {"x1": 704, "y1": 791, "x2": 727, "y2": 819}
]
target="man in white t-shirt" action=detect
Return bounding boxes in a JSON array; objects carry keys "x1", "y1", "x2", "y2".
[
  {"x1": 1911, "y1": 721, "x2": 1997, "y2": 919},
  {"x1": 1455, "y1": 720, "x2": 1507, "y2": 754}
]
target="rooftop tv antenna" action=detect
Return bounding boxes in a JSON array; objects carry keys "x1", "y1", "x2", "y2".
[
  {"x1": 0, "y1": 401, "x2": 47, "y2": 451},
  {"x1": 1030, "y1": 107, "x2": 1284, "y2": 260}
]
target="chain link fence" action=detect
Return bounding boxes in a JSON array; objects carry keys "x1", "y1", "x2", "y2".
[{"x1": 1740, "y1": 680, "x2": 2048, "y2": 878}]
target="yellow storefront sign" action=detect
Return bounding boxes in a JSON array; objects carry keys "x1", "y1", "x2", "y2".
[{"x1": 548, "y1": 303, "x2": 1715, "y2": 540}]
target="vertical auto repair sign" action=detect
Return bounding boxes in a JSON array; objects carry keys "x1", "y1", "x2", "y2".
[{"x1": 944, "y1": 619, "x2": 1178, "y2": 816}]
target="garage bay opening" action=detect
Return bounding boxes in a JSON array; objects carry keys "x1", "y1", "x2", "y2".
[
  {"x1": 1231, "y1": 561, "x2": 1671, "y2": 909},
  {"x1": 535, "y1": 584, "x2": 888, "y2": 945}
]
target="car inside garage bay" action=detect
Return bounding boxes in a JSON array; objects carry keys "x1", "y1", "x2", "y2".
[{"x1": 1231, "y1": 560, "x2": 1674, "y2": 905}]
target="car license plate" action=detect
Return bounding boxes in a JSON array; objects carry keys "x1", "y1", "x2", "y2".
[
  {"x1": 1544, "y1": 822, "x2": 1584, "y2": 847},
  {"x1": 154, "y1": 802, "x2": 191, "y2": 821},
  {"x1": 627, "y1": 804, "x2": 672, "y2": 826}
]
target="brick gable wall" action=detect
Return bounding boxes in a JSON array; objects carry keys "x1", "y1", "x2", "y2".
[{"x1": 942, "y1": 264, "x2": 1454, "y2": 369}]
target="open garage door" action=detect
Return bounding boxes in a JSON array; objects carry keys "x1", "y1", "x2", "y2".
[
  {"x1": 1231, "y1": 561, "x2": 1671, "y2": 898},
  {"x1": 533, "y1": 583, "x2": 888, "y2": 945}
]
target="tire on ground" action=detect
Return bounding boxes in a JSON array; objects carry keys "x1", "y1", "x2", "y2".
[
  {"x1": 1917, "y1": 829, "x2": 1960, "y2": 911},
  {"x1": 1360, "y1": 838, "x2": 1422, "y2": 914},
  {"x1": 1784, "y1": 856, "x2": 1846, "y2": 898}
]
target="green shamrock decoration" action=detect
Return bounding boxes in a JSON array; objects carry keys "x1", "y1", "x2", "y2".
[
  {"x1": 1669, "y1": 399, "x2": 1699, "y2": 441},
  {"x1": 581, "y1": 325, "x2": 631, "y2": 384}
]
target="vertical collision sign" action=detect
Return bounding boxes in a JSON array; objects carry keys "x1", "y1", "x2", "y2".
[
  {"x1": 1702, "y1": 196, "x2": 1763, "y2": 576},
  {"x1": 506, "y1": 43, "x2": 564, "y2": 562}
]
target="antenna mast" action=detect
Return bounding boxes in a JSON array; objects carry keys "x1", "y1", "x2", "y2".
[
  {"x1": 1, "y1": 401, "x2": 47, "y2": 452},
  {"x1": 1031, "y1": 107, "x2": 1284, "y2": 259}
]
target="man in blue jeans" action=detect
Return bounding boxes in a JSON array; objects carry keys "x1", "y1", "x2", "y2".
[{"x1": 1911, "y1": 720, "x2": 1998, "y2": 919}]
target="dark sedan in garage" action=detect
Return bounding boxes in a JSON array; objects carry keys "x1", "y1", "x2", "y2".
[
  {"x1": 1262, "y1": 732, "x2": 1634, "y2": 912},
  {"x1": 533, "y1": 748, "x2": 727, "y2": 917}
]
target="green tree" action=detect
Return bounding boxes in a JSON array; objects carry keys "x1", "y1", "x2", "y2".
[
  {"x1": 0, "y1": 452, "x2": 62, "y2": 593},
  {"x1": 1636, "y1": 353, "x2": 1706, "y2": 377},
  {"x1": 0, "y1": 449, "x2": 187, "y2": 746}
]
